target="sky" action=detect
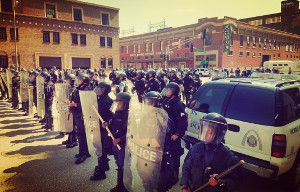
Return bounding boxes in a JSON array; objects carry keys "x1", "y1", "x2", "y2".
[{"x1": 82, "y1": 0, "x2": 286, "y2": 36}]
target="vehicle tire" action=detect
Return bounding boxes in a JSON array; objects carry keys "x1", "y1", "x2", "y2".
[
  {"x1": 199, "y1": 73, "x2": 203, "y2": 77},
  {"x1": 280, "y1": 151, "x2": 300, "y2": 190}
]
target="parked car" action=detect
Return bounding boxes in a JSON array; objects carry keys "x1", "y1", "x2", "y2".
[
  {"x1": 183, "y1": 77, "x2": 300, "y2": 189},
  {"x1": 195, "y1": 68, "x2": 210, "y2": 77}
]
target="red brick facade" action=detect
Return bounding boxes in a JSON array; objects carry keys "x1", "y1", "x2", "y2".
[
  {"x1": 0, "y1": 0, "x2": 119, "y2": 70},
  {"x1": 120, "y1": 17, "x2": 300, "y2": 70}
]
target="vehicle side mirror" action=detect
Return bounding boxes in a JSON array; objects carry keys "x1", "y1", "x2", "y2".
[
  {"x1": 228, "y1": 124, "x2": 240, "y2": 132},
  {"x1": 188, "y1": 100, "x2": 199, "y2": 110}
]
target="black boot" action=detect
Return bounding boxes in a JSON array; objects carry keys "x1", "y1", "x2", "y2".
[
  {"x1": 90, "y1": 166, "x2": 106, "y2": 181},
  {"x1": 75, "y1": 154, "x2": 86, "y2": 164},
  {"x1": 55, "y1": 132, "x2": 65, "y2": 139},
  {"x1": 110, "y1": 167, "x2": 128, "y2": 192}
]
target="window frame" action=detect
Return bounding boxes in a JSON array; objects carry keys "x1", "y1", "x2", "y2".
[
  {"x1": 100, "y1": 12, "x2": 110, "y2": 26},
  {"x1": 80, "y1": 34, "x2": 86, "y2": 45},
  {"x1": 44, "y1": 2, "x2": 58, "y2": 19},
  {"x1": 71, "y1": 33, "x2": 78, "y2": 45},
  {"x1": 0, "y1": 27, "x2": 7, "y2": 40},
  {"x1": 43, "y1": 31, "x2": 50, "y2": 43},
  {"x1": 10, "y1": 28, "x2": 19, "y2": 41},
  {"x1": 100, "y1": 36, "x2": 105, "y2": 47},
  {"x1": 53, "y1": 31, "x2": 60, "y2": 44},
  {"x1": 107, "y1": 37, "x2": 112, "y2": 48},
  {"x1": 72, "y1": 7, "x2": 83, "y2": 22}
]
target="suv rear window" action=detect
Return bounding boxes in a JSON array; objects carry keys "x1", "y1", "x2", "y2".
[
  {"x1": 282, "y1": 87, "x2": 300, "y2": 124},
  {"x1": 225, "y1": 86, "x2": 275, "y2": 126},
  {"x1": 192, "y1": 85, "x2": 231, "y2": 114}
]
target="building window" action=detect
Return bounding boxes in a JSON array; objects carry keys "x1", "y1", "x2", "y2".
[
  {"x1": 137, "y1": 56, "x2": 140, "y2": 60},
  {"x1": 146, "y1": 43, "x2": 149, "y2": 52},
  {"x1": 239, "y1": 51, "x2": 243, "y2": 56},
  {"x1": 240, "y1": 35, "x2": 243, "y2": 47},
  {"x1": 43, "y1": 31, "x2": 50, "y2": 43},
  {"x1": 73, "y1": 8, "x2": 83, "y2": 22},
  {"x1": 273, "y1": 54, "x2": 276, "y2": 59},
  {"x1": 269, "y1": 39, "x2": 272, "y2": 50},
  {"x1": 10, "y1": 28, "x2": 18, "y2": 41},
  {"x1": 246, "y1": 52, "x2": 250, "y2": 57},
  {"x1": 253, "y1": 37, "x2": 256, "y2": 48},
  {"x1": 160, "y1": 41, "x2": 163, "y2": 51},
  {"x1": 227, "y1": 51, "x2": 233, "y2": 56},
  {"x1": 278, "y1": 42, "x2": 281, "y2": 50},
  {"x1": 1, "y1": 0, "x2": 12, "y2": 12},
  {"x1": 53, "y1": 32, "x2": 60, "y2": 43},
  {"x1": 107, "y1": 37, "x2": 112, "y2": 48},
  {"x1": 177, "y1": 53, "x2": 181, "y2": 58},
  {"x1": 274, "y1": 40, "x2": 276, "y2": 50},
  {"x1": 252, "y1": 52, "x2": 256, "y2": 57},
  {"x1": 80, "y1": 34, "x2": 86, "y2": 45},
  {"x1": 258, "y1": 52, "x2": 262, "y2": 57},
  {"x1": 264, "y1": 39, "x2": 267, "y2": 49},
  {"x1": 246, "y1": 36, "x2": 250, "y2": 48},
  {"x1": 108, "y1": 58, "x2": 113, "y2": 68},
  {"x1": 133, "y1": 45, "x2": 136, "y2": 53},
  {"x1": 45, "y1": 3, "x2": 56, "y2": 18},
  {"x1": 145, "y1": 56, "x2": 148, "y2": 60},
  {"x1": 286, "y1": 45, "x2": 289, "y2": 52},
  {"x1": 185, "y1": 53, "x2": 189, "y2": 58},
  {"x1": 71, "y1": 33, "x2": 78, "y2": 44},
  {"x1": 0, "y1": 27, "x2": 7, "y2": 40},
  {"x1": 230, "y1": 32, "x2": 233, "y2": 46},
  {"x1": 101, "y1": 58, "x2": 106, "y2": 68},
  {"x1": 100, "y1": 36, "x2": 105, "y2": 47},
  {"x1": 137, "y1": 44, "x2": 140, "y2": 53},
  {"x1": 278, "y1": 53, "x2": 280, "y2": 58},
  {"x1": 121, "y1": 46, "x2": 124, "y2": 53},
  {"x1": 291, "y1": 55, "x2": 292, "y2": 58},
  {"x1": 205, "y1": 34, "x2": 212, "y2": 46},
  {"x1": 101, "y1": 13, "x2": 109, "y2": 25},
  {"x1": 126, "y1": 45, "x2": 128, "y2": 54},
  {"x1": 185, "y1": 37, "x2": 189, "y2": 48},
  {"x1": 258, "y1": 37, "x2": 262, "y2": 48}
]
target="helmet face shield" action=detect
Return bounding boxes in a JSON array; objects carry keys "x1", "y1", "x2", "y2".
[
  {"x1": 93, "y1": 86, "x2": 105, "y2": 96},
  {"x1": 199, "y1": 119, "x2": 226, "y2": 144},
  {"x1": 145, "y1": 98, "x2": 155, "y2": 106},
  {"x1": 161, "y1": 87, "x2": 175, "y2": 98}
]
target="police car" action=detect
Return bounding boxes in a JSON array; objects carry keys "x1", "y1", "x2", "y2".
[
  {"x1": 195, "y1": 68, "x2": 210, "y2": 77},
  {"x1": 183, "y1": 74, "x2": 300, "y2": 188}
]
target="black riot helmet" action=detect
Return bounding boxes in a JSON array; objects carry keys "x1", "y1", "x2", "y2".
[
  {"x1": 136, "y1": 70, "x2": 145, "y2": 79},
  {"x1": 43, "y1": 72, "x2": 51, "y2": 82},
  {"x1": 65, "y1": 74, "x2": 75, "y2": 85},
  {"x1": 157, "y1": 70, "x2": 165, "y2": 78},
  {"x1": 94, "y1": 81, "x2": 111, "y2": 96},
  {"x1": 199, "y1": 113, "x2": 228, "y2": 145},
  {"x1": 77, "y1": 73, "x2": 90, "y2": 86},
  {"x1": 115, "y1": 92, "x2": 131, "y2": 111},
  {"x1": 117, "y1": 71, "x2": 127, "y2": 80},
  {"x1": 161, "y1": 82, "x2": 180, "y2": 98},
  {"x1": 146, "y1": 69, "x2": 156, "y2": 79},
  {"x1": 50, "y1": 71, "x2": 59, "y2": 83},
  {"x1": 88, "y1": 69, "x2": 94, "y2": 77},
  {"x1": 144, "y1": 91, "x2": 162, "y2": 108}
]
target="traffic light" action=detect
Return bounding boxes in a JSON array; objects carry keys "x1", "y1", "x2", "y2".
[
  {"x1": 202, "y1": 29, "x2": 206, "y2": 39},
  {"x1": 190, "y1": 43, "x2": 194, "y2": 52},
  {"x1": 163, "y1": 54, "x2": 167, "y2": 61}
]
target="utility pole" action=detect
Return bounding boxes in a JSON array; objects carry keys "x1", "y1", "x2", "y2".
[{"x1": 13, "y1": 0, "x2": 19, "y2": 71}]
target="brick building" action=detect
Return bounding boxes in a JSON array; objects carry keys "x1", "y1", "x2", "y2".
[
  {"x1": 120, "y1": 1, "x2": 300, "y2": 70},
  {"x1": 0, "y1": 0, "x2": 119, "y2": 70}
]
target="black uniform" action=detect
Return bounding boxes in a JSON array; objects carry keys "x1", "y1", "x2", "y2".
[
  {"x1": 0, "y1": 73, "x2": 8, "y2": 100},
  {"x1": 193, "y1": 75, "x2": 202, "y2": 95},
  {"x1": 70, "y1": 84, "x2": 90, "y2": 158},
  {"x1": 12, "y1": 74, "x2": 20, "y2": 108},
  {"x1": 133, "y1": 77, "x2": 146, "y2": 103},
  {"x1": 180, "y1": 142, "x2": 242, "y2": 192},
  {"x1": 92, "y1": 94, "x2": 114, "y2": 178},
  {"x1": 145, "y1": 77, "x2": 161, "y2": 93},
  {"x1": 183, "y1": 74, "x2": 194, "y2": 105},
  {"x1": 44, "y1": 81, "x2": 55, "y2": 130},
  {"x1": 162, "y1": 97, "x2": 188, "y2": 177},
  {"x1": 169, "y1": 74, "x2": 183, "y2": 85}
]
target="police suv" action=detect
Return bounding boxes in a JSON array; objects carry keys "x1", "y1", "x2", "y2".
[{"x1": 183, "y1": 75, "x2": 300, "y2": 188}]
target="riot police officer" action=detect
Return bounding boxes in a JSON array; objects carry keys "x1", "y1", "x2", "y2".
[
  {"x1": 90, "y1": 81, "x2": 114, "y2": 181},
  {"x1": 180, "y1": 113, "x2": 242, "y2": 192},
  {"x1": 157, "y1": 70, "x2": 166, "y2": 91},
  {"x1": 132, "y1": 70, "x2": 146, "y2": 103},
  {"x1": 69, "y1": 73, "x2": 91, "y2": 164},
  {"x1": 192, "y1": 74, "x2": 202, "y2": 95},
  {"x1": 28, "y1": 70, "x2": 39, "y2": 117},
  {"x1": 102, "y1": 92, "x2": 131, "y2": 192},
  {"x1": 161, "y1": 82, "x2": 188, "y2": 179},
  {"x1": 11, "y1": 70, "x2": 20, "y2": 109},
  {"x1": 116, "y1": 71, "x2": 128, "y2": 94},
  {"x1": 145, "y1": 69, "x2": 161, "y2": 93},
  {"x1": 168, "y1": 69, "x2": 183, "y2": 85},
  {"x1": 42, "y1": 72, "x2": 55, "y2": 131},
  {"x1": 183, "y1": 72, "x2": 194, "y2": 105}
]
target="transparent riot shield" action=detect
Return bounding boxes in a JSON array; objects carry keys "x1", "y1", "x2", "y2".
[
  {"x1": 79, "y1": 90, "x2": 102, "y2": 157},
  {"x1": 0, "y1": 74, "x2": 5, "y2": 91},
  {"x1": 28, "y1": 88, "x2": 34, "y2": 115},
  {"x1": 6, "y1": 70, "x2": 12, "y2": 99},
  {"x1": 53, "y1": 82, "x2": 73, "y2": 133},
  {"x1": 124, "y1": 104, "x2": 169, "y2": 192},
  {"x1": 36, "y1": 75, "x2": 45, "y2": 118},
  {"x1": 20, "y1": 71, "x2": 29, "y2": 103},
  {"x1": 1, "y1": 72, "x2": 8, "y2": 88}
]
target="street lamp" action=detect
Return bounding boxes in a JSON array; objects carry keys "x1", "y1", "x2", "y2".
[{"x1": 13, "y1": 0, "x2": 19, "y2": 71}]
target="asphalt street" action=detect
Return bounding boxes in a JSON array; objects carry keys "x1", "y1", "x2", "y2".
[{"x1": 0, "y1": 77, "x2": 299, "y2": 192}]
